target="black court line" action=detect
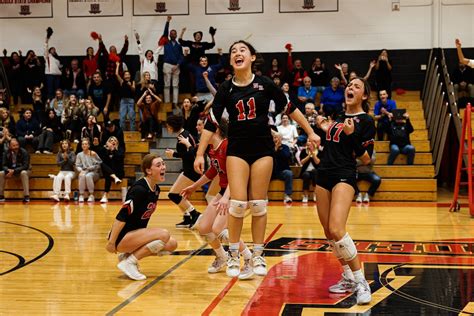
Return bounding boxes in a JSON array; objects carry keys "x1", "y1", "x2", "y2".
[
  {"x1": 106, "y1": 243, "x2": 208, "y2": 315},
  {"x1": 0, "y1": 250, "x2": 25, "y2": 274},
  {"x1": 0, "y1": 221, "x2": 54, "y2": 276}
]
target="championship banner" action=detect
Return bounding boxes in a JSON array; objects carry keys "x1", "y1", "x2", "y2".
[
  {"x1": 133, "y1": 0, "x2": 189, "y2": 16},
  {"x1": 279, "y1": 0, "x2": 338, "y2": 13},
  {"x1": 67, "y1": 0, "x2": 123, "y2": 17},
  {"x1": 205, "y1": 0, "x2": 263, "y2": 15},
  {"x1": 0, "y1": 1, "x2": 53, "y2": 19}
]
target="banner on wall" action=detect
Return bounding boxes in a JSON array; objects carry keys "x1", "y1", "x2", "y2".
[
  {"x1": 205, "y1": 0, "x2": 263, "y2": 15},
  {"x1": 67, "y1": 0, "x2": 123, "y2": 17},
  {"x1": 133, "y1": 0, "x2": 189, "y2": 16},
  {"x1": 0, "y1": 1, "x2": 53, "y2": 19},
  {"x1": 279, "y1": 0, "x2": 338, "y2": 13}
]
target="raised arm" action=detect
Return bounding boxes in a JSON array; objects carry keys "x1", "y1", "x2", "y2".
[
  {"x1": 115, "y1": 61, "x2": 123, "y2": 84},
  {"x1": 456, "y1": 38, "x2": 472, "y2": 66}
]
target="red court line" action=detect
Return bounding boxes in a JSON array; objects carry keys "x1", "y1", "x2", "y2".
[{"x1": 201, "y1": 223, "x2": 283, "y2": 316}]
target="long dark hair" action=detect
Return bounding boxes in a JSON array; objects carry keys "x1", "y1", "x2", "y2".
[
  {"x1": 352, "y1": 77, "x2": 371, "y2": 113},
  {"x1": 228, "y1": 40, "x2": 264, "y2": 71}
]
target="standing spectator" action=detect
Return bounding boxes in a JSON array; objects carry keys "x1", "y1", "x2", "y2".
[
  {"x1": 161, "y1": 16, "x2": 184, "y2": 107},
  {"x1": 47, "y1": 88, "x2": 65, "y2": 120},
  {"x1": 115, "y1": 61, "x2": 136, "y2": 131},
  {"x1": 182, "y1": 97, "x2": 206, "y2": 139},
  {"x1": 297, "y1": 76, "x2": 317, "y2": 109},
  {"x1": 6, "y1": 51, "x2": 23, "y2": 105},
  {"x1": 320, "y1": 77, "x2": 345, "y2": 118},
  {"x1": 101, "y1": 120, "x2": 125, "y2": 156},
  {"x1": 137, "y1": 89, "x2": 161, "y2": 141},
  {"x1": 31, "y1": 86, "x2": 46, "y2": 121},
  {"x1": 37, "y1": 109, "x2": 62, "y2": 154},
  {"x1": 267, "y1": 58, "x2": 284, "y2": 80},
  {"x1": 75, "y1": 138, "x2": 102, "y2": 203},
  {"x1": 0, "y1": 138, "x2": 31, "y2": 202},
  {"x1": 83, "y1": 40, "x2": 103, "y2": 84},
  {"x1": 137, "y1": 71, "x2": 156, "y2": 96},
  {"x1": 277, "y1": 114, "x2": 299, "y2": 163},
  {"x1": 88, "y1": 72, "x2": 111, "y2": 121},
  {"x1": 286, "y1": 46, "x2": 308, "y2": 95},
  {"x1": 334, "y1": 63, "x2": 350, "y2": 87},
  {"x1": 373, "y1": 89, "x2": 397, "y2": 140},
  {"x1": 16, "y1": 109, "x2": 41, "y2": 150},
  {"x1": 23, "y1": 50, "x2": 43, "y2": 104},
  {"x1": 98, "y1": 136, "x2": 124, "y2": 203},
  {"x1": 271, "y1": 133, "x2": 294, "y2": 204},
  {"x1": 309, "y1": 57, "x2": 329, "y2": 96},
  {"x1": 299, "y1": 141, "x2": 320, "y2": 203},
  {"x1": 375, "y1": 49, "x2": 393, "y2": 99},
  {"x1": 62, "y1": 95, "x2": 84, "y2": 143},
  {"x1": 62, "y1": 59, "x2": 86, "y2": 99},
  {"x1": 80, "y1": 115, "x2": 102, "y2": 153},
  {"x1": 179, "y1": 24, "x2": 216, "y2": 65},
  {"x1": 135, "y1": 31, "x2": 161, "y2": 84},
  {"x1": 44, "y1": 30, "x2": 62, "y2": 101},
  {"x1": 387, "y1": 111, "x2": 415, "y2": 165},
  {"x1": 51, "y1": 140, "x2": 76, "y2": 202},
  {"x1": 452, "y1": 62, "x2": 474, "y2": 100},
  {"x1": 187, "y1": 51, "x2": 223, "y2": 103},
  {"x1": 355, "y1": 151, "x2": 381, "y2": 203}
]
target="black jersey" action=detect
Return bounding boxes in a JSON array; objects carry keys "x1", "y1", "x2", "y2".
[
  {"x1": 116, "y1": 178, "x2": 160, "y2": 234},
  {"x1": 206, "y1": 75, "x2": 296, "y2": 157},
  {"x1": 317, "y1": 112, "x2": 375, "y2": 176},
  {"x1": 172, "y1": 129, "x2": 199, "y2": 178}
]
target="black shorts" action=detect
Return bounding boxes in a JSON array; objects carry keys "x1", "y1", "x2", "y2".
[
  {"x1": 316, "y1": 169, "x2": 357, "y2": 192},
  {"x1": 227, "y1": 137, "x2": 274, "y2": 166},
  {"x1": 183, "y1": 170, "x2": 201, "y2": 182}
]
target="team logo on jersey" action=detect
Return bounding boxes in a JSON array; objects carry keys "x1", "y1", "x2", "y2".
[{"x1": 253, "y1": 83, "x2": 264, "y2": 91}]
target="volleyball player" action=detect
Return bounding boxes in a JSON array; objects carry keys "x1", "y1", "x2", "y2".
[
  {"x1": 314, "y1": 77, "x2": 375, "y2": 304},
  {"x1": 194, "y1": 40, "x2": 320, "y2": 277},
  {"x1": 106, "y1": 154, "x2": 177, "y2": 281},
  {"x1": 181, "y1": 119, "x2": 254, "y2": 279},
  {"x1": 165, "y1": 115, "x2": 202, "y2": 228}
]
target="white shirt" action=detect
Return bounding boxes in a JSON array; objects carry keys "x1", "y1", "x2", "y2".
[
  {"x1": 277, "y1": 124, "x2": 298, "y2": 148},
  {"x1": 44, "y1": 42, "x2": 62, "y2": 75},
  {"x1": 137, "y1": 43, "x2": 163, "y2": 81}
]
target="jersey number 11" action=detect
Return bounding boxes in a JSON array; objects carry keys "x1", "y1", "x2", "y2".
[{"x1": 235, "y1": 97, "x2": 256, "y2": 121}]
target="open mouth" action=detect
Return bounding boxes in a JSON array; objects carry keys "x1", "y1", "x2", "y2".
[
  {"x1": 346, "y1": 91, "x2": 354, "y2": 99},
  {"x1": 234, "y1": 57, "x2": 244, "y2": 66}
]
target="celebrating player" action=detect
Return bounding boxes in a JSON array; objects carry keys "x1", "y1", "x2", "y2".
[
  {"x1": 194, "y1": 40, "x2": 320, "y2": 277},
  {"x1": 106, "y1": 154, "x2": 177, "y2": 281}
]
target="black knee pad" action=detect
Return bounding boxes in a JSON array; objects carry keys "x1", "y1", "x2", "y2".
[{"x1": 168, "y1": 192, "x2": 182, "y2": 205}]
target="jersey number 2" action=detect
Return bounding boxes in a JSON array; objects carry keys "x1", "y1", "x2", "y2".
[
  {"x1": 326, "y1": 122, "x2": 344, "y2": 142},
  {"x1": 235, "y1": 98, "x2": 256, "y2": 121}
]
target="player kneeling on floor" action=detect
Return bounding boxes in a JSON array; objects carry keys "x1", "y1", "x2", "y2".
[{"x1": 106, "y1": 153, "x2": 178, "y2": 281}]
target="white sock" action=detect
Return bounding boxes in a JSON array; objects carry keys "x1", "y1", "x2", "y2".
[
  {"x1": 353, "y1": 269, "x2": 365, "y2": 283},
  {"x1": 343, "y1": 265, "x2": 354, "y2": 280},
  {"x1": 253, "y1": 244, "x2": 265, "y2": 257},
  {"x1": 185, "y1": 206, "x2": 194, "y2": 214},
  {"x1": 229, "y1": 242, "x2": 240, "y2": 256},
  {"x1": 240, "y1": 247, "x2": 252, "y2": 260},
  {"x1": 215, "y1": 246, "x2": 226, "y2": 258},
  {"x1": 128, "y1": 254, "x2": 138, "y2": 264}
]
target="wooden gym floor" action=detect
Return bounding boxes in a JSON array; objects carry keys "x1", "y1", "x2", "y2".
[{"x1": 0, "y1": 196, "x2": 473, "y2": 315}]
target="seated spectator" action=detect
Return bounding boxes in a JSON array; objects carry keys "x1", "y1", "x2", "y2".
[
  {"x1": 51, "y1": 140, "x2": 76, "y2": 202},
  {"x1": 0, "y1": 88, "x2": 8, "y2": 108},
  {"x1": 82, "y1": 98, "x2": 100, "y2": 119},
  {"x1": 271, "y1": 132, "x2": 293, "y2": 204},
  {"x1": 297, "y1": 76, "x2": 317, "y2": 109},
  {"x1": 0, "y1": 127, "x2": 12, "y2": 163},
  {"x1": 182, "y1": 97, "x2": 206, "y2": 139},
  {"x1": 98, "y1": 136, "x2": 124, "y2": 203},
  {"x1": 16, "y1": 109, "x2": 41, "y2": 151},
  {"x1": 355, "y1": 150, "x2": 381, "y2": 203},
  {"x1": 137, "y1": 89, "x2": 161, "y2": 141},
  {"x1": 267, "y1": 58, "x2": 284, "y2": 80},
  {"x1": 452, "y1": 62, "x2": 474, "y2": 100},
  {"x1": 309, "y1": 57, "x2": 329, "y2": 95},
  {"x1": 62, "y1": 95, "x2": 84, "y2": 143},
  {"x1": 115, "y1": 61, "x2": 136, "y2": 131},
  {"x1": 62, "y1": 58, "x2": 86, "y2": 99},
  {"x1": 48, "y1": 89, "x2": 65, "y2": 121},
  {"x1": 37, "y1": 109, "x2": 62, "y2": 154},
  {"x1": 373, "y1": 89, "x2": 397, "y2": 140},
  {"x1": 75, "y1": 138, "x2": 102, "y2": 203},
  {"x1": 101, "y1": 120, "x2": 125, "y2": 156},
  {"x1": 320, "y1": 77, "x2": 345, "y2": 118},
  {"x1": 299, "y1": 141, "x2": 320, "y2": 203},
  {"x1": 80, "y1": 115, "x2": 102, "y2": 153},
  {"x1": 0, "y1": 107, "x2": 16, "y2": 137},
  {"x1": 335, "y1": 63, "x2": 350, "y2": 87},
  {"x1": 387, "y1": 111, "x2": 415, "y2": 165},
  {"x1": 277, "y1": 114, "x2": 299, "y2": 164},
  {"x1": 0, "y1": 138, "x2": 31, "y2": 202},
  {"x1": 304, "y1": 103, "x2": 319, "y2": 129}
]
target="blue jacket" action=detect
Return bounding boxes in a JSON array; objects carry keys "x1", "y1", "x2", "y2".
[
  {"x1": 189, "y1": 62, "x2": 222, "y2": 93},
  {"x1": 162, "y1": 21, "x2": 184, "y2": 66},
  {"x1": 374, "y1": 99, "x2": 397, "y2": 122}
]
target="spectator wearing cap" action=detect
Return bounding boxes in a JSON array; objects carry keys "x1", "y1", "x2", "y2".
[
  {"x1": 320, "y1": 77, "x2": 345, "y2": 118},
  {"x1": 101, "y1": 120, "x2": 125, "y2": 156}
]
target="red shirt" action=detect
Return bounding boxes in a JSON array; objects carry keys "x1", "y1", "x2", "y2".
[
  {"x1": 205, "y1": 139, "x2": 228, "y2": 189},
  {"x1": 83, "y1": 54, "x2": 98, "y2": 78}
]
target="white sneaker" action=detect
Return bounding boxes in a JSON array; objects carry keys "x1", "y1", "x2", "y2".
[
  {"x1": 302, "y1": 195, "x2": 308, "y2": 203},
  {"x1": 78, "y1": 195, "x2": 84, "y2": 203},
  {"x1": 226, "y1": 254, "x2": 240, "y2": 278},
  {"x1": 284, "y1": 195, "x2": 292, "y2": 203},
  {"x1": 252, "y1": 255, "x2": 267, "y2": 276},
  {"x1": 43, "y1": 150, "x2": 52, "y2": 155},
  {"x1": 328, "y1": 273, "x2": 355, "y2": 293},
  {"x1": 355, "y1": 280, "x2": 372, "y2": 305},
  {"x1": 87, "y1": 195, "x2": 95, "y2": 203},
  {"x1": 208, "y1": 255, "x2": 228, "y2": 274},
  {"x1": 356, "y1": 193, "x2": 363, "y2": 203},
  {"x1": 238, "y1": 259, "x2": 254, "y2": 280},
  {"x1": 51, "y1": 194, "x2": 60, "y2": 202},
  {"x1": 117, "y1": 253, "x2": 129, "y2": 262},
  {"x1": 64, "y1": 194, "x2": 70, "y2": 201},
  {"x1": 100, "y1": 194, "x2": 108, "y2": 203},
  {"x1": 35, "y1": 150, "x2": 41, "y2": 154},
  {"x1": 363, "y1": 193, "x2": 370, "y2": 203},
  {"x1": 117, "y1": 259, "x2": 147, "y2": 281}
]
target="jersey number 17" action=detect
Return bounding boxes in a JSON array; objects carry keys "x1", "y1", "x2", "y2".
[{"x1": 326, "y1": 122, "x2": 344, "y2": 143}]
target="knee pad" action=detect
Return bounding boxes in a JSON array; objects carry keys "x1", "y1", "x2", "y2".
[
  {"x1": 203, "y1": 232, "x2": 217, "y2": 243},
  {"x1": 146, "y1": 240, "x2": 165, "y2": 254},
  {"x1": 168, "y1": 193, "x2": 182, "y2": 205},
  {"x1": 249, "y1": 199, "x2": 268, "y2": 217},
  {"x1": 335, "y1": 233, "x2": 357, "y2": 262},
  {"x1": 205, "y1": 194, "x2": 215, "y2": 204},
  {"x1": 229, "y1": 200, "x2": 248, "y2": 218},
  {"x1": 328, "y1": 240, "x2": 342, "y2": 259}
]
